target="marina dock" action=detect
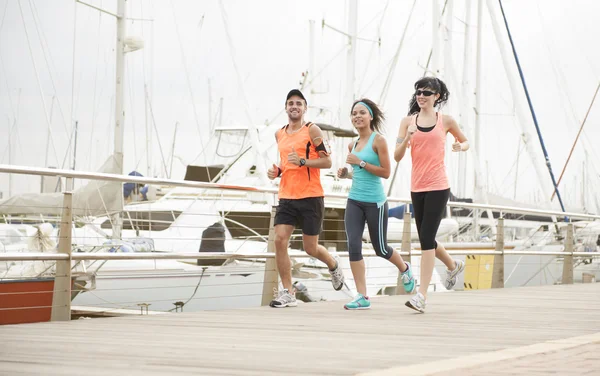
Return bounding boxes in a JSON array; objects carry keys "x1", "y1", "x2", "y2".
[{"x1": 1, "y1": 283, "x2": 599, "y2": 375}]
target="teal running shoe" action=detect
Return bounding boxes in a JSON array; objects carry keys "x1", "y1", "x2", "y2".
[
  {"x1": 344, "y1": 294, "x2": 371, "y2": 310},
  {"x1": 401, "y1": 261, "x2": 416, "y2": 293}
]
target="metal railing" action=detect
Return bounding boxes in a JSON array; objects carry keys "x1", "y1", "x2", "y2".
[{"x1": 1, "y1": 164, "x2": 599, "y2": 322}]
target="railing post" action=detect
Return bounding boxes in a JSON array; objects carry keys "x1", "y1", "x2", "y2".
[
  {"x1": 561, "y1": 222, "x2": 574, "y2": 285},
  {"x1": 492, "y1": 217, "x2": 505, "y2": 288},
  {"x1": 261, "y1": 206, "x2": 279, "y2": 306},
  {"x1": 51, "y1": 184, "x2": 73, "y2": 321},
  {"x1": 396, "y1": 209, "x2": 412, "y2": 295}
]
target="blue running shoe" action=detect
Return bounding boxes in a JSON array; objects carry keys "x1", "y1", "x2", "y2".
[
  {"x1": 401, "y1": 261, "x2": 416, "y2": 293},
  {"x1": 344, "y1": 294, "x2": 371, "y2": 310}
]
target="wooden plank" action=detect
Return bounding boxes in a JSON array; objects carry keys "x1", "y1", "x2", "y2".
[{"x1": 0, "y1": 283, "x2": 599, "y2": 375}]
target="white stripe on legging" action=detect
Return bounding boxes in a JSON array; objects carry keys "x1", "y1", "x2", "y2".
[{"x1": 378, "y1": 205, "x2": 387, "y2": 256}]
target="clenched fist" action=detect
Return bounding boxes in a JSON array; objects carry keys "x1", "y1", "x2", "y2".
[
  {"x1": 288, "y1": 146, "x2": 300, "y2": 166},
  {"x1": 267, "y1": 163, "x2": 280, "y2": 180}
]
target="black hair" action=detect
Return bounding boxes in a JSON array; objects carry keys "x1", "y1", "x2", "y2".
[
  {"x1": 407, "y1": 76, "x2": 450, "y2": 115},
  {"x1": 351, "y1": 98, "x2": 385, "y2": 133}
]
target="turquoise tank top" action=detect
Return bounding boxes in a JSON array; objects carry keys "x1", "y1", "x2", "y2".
[{"x1": 348, "y1": 132, "x2": 386, "y2": 205}]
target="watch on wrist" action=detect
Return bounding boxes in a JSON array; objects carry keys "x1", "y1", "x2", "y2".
[
  {"x1": 359, "y1": 160, "x2": 367, "y2": 168},
  {"x1": 299, "y1": 158, "x2": 306, "y2": 167}
]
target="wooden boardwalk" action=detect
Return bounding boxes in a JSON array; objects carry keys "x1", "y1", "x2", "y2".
[{"x1": 1, "y1": 283, "x2": 599, "y2": 375}]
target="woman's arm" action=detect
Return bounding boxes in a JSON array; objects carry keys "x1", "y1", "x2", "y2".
[
  {"x1": 363, "y1": 134, "x2": 391, "y2": 179},
  {"x1": 444, "y1": 115, "x2": 469, "y2": 152},
  {"x1": 394, "y1": 116, "x2": 414, "y2": 162}
]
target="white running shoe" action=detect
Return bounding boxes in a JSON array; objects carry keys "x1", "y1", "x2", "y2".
[{"x1": 444, "y1": 259, "x2": 465, "y2": 290}]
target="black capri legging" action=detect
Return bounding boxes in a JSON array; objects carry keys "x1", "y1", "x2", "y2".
[
  {"x1": 411, "y1": 188, "x2": 450, "y2": 251},
  {"x1": 345, "y1": 199, "x2": 394, "y2": 262}
]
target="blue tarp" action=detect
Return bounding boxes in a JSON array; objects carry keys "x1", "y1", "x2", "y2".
[
  {"x1": 123, "y1": 171, "x2": 144, "y2": 199},
  {"x1": 389, "y1": 204, "x2": 414, "y2": 219}
]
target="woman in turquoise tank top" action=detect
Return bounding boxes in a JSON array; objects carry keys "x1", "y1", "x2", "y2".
[{"x1": 337, "y1": 98, "x2": 415, "y2": 310}]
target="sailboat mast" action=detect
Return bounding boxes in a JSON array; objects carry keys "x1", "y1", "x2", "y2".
[
  {"x1": 8, "y1": 115, "x2": 12, "y2": 198},
  {"x1": 342, "y1": 0, "x2": 357, "y2": 129},
  {"x1": 457, "y1": 0, "x2": 472, "y2": 198},
  {"x1": 112, "y1": 0, "x2": 126, "y2": 239},
  {"x1": 114, "y1": 0, "x2": 126, "y2": 175},
  {"x1": 474, "y1": 0, "x2": 483, "y2": 197},
  {"x1": 431, "y1": 0, "x2": 440, "y2": 75}
]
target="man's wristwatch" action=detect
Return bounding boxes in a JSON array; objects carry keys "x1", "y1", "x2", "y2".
[
  {"x1": 359, "y1": 160, "x2": 367, "y2": 168},
  {"x1": 299, "y1": 158, "x2": 306, "y2": 167}
]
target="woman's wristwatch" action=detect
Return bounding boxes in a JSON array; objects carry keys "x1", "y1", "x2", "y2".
[{"x1": 359, "y1": 160, "x2": 367, "y2": 168}]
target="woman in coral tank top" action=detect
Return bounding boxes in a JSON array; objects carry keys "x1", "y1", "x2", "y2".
[{"x1": 394, "y1": 77, "x2": 469, "y2": 313}]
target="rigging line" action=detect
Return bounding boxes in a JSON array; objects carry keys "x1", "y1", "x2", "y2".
[
  {"x1": 74, "y1": 6, "x2": 102, "y2": 136},
  {"x1": 498, "y1": 0, "x2": 565, "y2": 212},
  {"x1": 169, "y1": 0, "x2": 206, "y2": 153},
  {"x1": 304, "y1": 43, "x2": 347, "y2": 89},
  {"x1": 0, "y1": 90, "x2": 22, "y2": 164},
  {"x1": 387, "y1": 1, "x2": 443, "y2": 196},
  {"x1": 356, "y1": 2, "x2": 389, "y2": 95},
  {"x1": 218, "y1": 1, "x2": 255, "y2": 127},
  {"x1": 86, "y1": 4, "x2": 104, "y2": 171},
  {"x1": 551, "y1": 81, "x2": 600, "y2": 201},
  {"x1": 71, "y1": 0, "x2": 78, "y2": 167},
  {"x1": 498, "y1": 140, "x2": 526, "y2": 190},
  {"x1": 0, "y1": 0, "x2": 8, "y2": 58},
  {"x1": 348, "y1": 0, "x2": 390, "y2": 94},
  {"x1": 139, "y1": 0, "x2": 153, "y2": 176},
  {"x1": 0, "y1": 1, "x2": 18, "y2": 164},
  {"x1": 17, "y1": 0, "x2": 60, "y2": 167},
  {"x1": 379, "y1": 0, "x2": 417, "y2": 106},
  {"x1": 144, "y1": 85, "x2": 169, "y2": 177},
  {"x1": 28, "y1": 0, "x2": 75, "y2": 170},
  {"x1": 534, "y1": 2, "x2": 600, "y2": 176},
  {"x1": 420, "y1": 0, "x2": 449, "y2": 77}
]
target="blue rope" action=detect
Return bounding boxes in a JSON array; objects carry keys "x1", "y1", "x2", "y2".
[{"x1": 498, "y1": 0, "x2": 566, "y2": 213}]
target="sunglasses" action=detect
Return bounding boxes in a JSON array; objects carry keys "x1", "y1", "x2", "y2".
[{"x1": 415, "y1": 90, "x2": 437, "y2": 97}]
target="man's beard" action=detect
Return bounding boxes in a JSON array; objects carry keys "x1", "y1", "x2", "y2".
[{"x1": 288, "y1": 112, "x2": 302, "y2": 121}]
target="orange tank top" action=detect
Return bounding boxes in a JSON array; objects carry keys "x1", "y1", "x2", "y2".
[
  {"x1": 276, "y1": 122, "x2": 325, "y2": 199},
  {"x1": 410, "y1": 113, "x2": 450, "y2": 192}
]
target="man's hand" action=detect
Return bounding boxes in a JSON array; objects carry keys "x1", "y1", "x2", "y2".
[
  {"x1": 288, "y1": 146, "x2": 301, "y2": 166},
  {"x1": 337, "y1": 167, "x2": 348, "y2": 179},
  {"x1": 267, "y1": 163, "x2": 279, "y2": 180}
]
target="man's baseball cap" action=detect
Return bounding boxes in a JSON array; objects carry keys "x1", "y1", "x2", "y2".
[{"x1": 286, "y1": 89, "x2": 307, "y2": 105}]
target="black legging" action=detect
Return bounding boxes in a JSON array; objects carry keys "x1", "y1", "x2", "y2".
[
  {"x1": 411, "y1": 189, "x2": 450, "y2": 250},
  {"x1": 345, "y1": 199, "x2": 394, "y2": 262}
]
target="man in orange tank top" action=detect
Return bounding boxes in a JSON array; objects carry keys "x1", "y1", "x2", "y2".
[{"x1": 266, "y1": 89, "x2": 345, "y2": 308}]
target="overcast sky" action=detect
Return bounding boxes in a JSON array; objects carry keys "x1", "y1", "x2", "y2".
[{"x1": 1, "y1": 0, "x2": 599, "y2": 211}]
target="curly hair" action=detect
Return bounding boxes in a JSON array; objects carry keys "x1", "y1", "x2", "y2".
[
  {"x1": 351, "y1": 98, "x2": 386, "y2": 133},
  {"x1": 407, "y1": 76, "x2": 450, "y2": 115}
]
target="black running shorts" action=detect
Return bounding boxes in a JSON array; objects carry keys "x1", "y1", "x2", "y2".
[{"x1": 274, "y1": 197, "x2": 324, "y2": 236}]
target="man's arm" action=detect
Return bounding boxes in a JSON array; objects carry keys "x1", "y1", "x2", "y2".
[
  {"x1": 305, "y1": 124, "x2": 332, "y2": 169},
  {"x1": 267, "y1": 130, "x2": 281, "y2": 180}
]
